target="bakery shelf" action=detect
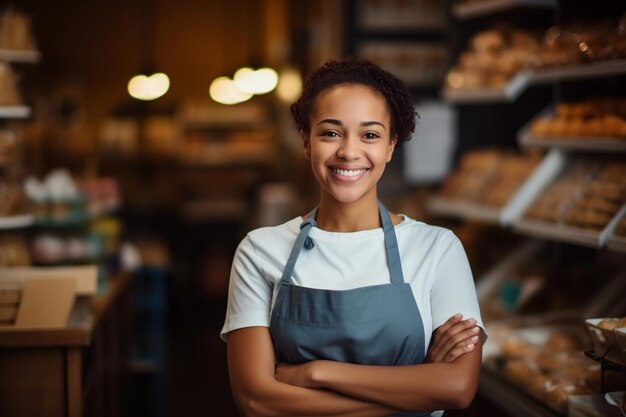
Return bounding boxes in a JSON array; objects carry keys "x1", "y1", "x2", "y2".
[
  {"x1": 428, "y1": 150, "x2": 565, "y2": 225},
  {"x1": 442, "y1": 60, "x2": 626, "y2": 104},
  {"x1": 0, "y1": 105, "x2": 30, "y2": 119},
  {"x1": 513, "y1": 203, "x2": 626, "y2": 249},
  {"x1": 441, "y1": 71, "x2": 530, "y2": 103},
  {"x1": 517, "y1": 105, "x2": 626, "y2": 152},
  {"x1": 452, "y1": 0, "x2": 557, "y2": 20},
  {"x1": 518, "y1": 130, "x2": 626, "y2": 152},
  {"x1": 0, "y1": 48, "x2": 41, "y2": 63},
  {"x1": 528, "y1": 59, "x2": 626, "y2": 85},
  {"x1": 0, "y1": 213, "x2": 34, "y2": 230}
]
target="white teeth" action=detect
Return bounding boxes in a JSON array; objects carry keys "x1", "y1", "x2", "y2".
[{"x1": 333, "y1": 168, "x2": 367, "y2": 177}]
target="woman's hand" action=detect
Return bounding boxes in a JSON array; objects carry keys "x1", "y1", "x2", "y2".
[
  {"x1": 426, "y1": 313, "x2": 480, "y2": 363},
  {"x1": 275, "y1": 361, "x2": 320, "y2": 389}
]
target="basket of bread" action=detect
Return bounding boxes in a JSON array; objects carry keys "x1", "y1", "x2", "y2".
[{"x1": 586, "y1": 317, "x2": 626, "y2": 365}]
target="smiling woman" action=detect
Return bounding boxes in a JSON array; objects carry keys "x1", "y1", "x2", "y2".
[{"x1": 221, "y1": 59, "x2": 486, "y2": 417}]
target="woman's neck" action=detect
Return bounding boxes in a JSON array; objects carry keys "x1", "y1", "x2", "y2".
[{"x1": 315, "y1": 196, "x2": 381, "y2": 232}]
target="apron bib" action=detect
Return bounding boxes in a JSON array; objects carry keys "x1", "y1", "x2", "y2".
[{"x1": 270, "y1": 201, "x2": 430, "y2": 416}]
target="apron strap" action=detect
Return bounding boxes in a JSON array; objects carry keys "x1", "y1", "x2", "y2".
[
  {"x1": 379, "y1": 201, "x2": 405, "y2": 285},
  {"x1": 280, "y1": 208, "x2": 318, "y2": 284}
]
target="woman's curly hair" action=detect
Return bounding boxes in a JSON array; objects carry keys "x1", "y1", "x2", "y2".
[{"x1": 290, "y1": 58, "x2": 416, "y2": 144}]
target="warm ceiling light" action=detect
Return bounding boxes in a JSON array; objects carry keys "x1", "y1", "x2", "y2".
[
  {"x1": 233, "y1": 67, "x2": 279, "y2": 95},
  {"x1": 276, "y1": 67, "x2": 302, "y2": 103},
  {"x1": 209, "y1": 76, "x2": 253, "y2": 105},
  {"x1": 128, "y1": 72, "x2": 170, "y2": 101}
]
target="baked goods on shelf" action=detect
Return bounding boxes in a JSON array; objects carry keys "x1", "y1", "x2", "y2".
[
  {"x1": 494, "y1": 324, "x2": 626, "y2": 413},
  {"x1": 530, "y1": 98, "x2": 626, "y2": 139},
  {"x1": 0, "y1": 232, "x2": 30, "y2": 266},
  {"x1": 438, "y1": 148, "x2": 541, "y2": 208},
  {"x1": 528, "y1": 18, "x2": 626, "y2": 68},
  {"x1": 0, "y1": 176, "x2": 29, "y2": 218},
  {"x1": 445, "y1": 27, "x2": 539, "y2": 90},
  {"x1": 561, "y1": 162, "x2": 626, "y2": 230},
  {"x1": 0, "y1": 7, "x2": 37, "y2": 51},
  {"x1": 23, "y1": 170, "x2": 121, "y2": 225},
  {"x1": 0, "y1": 62, "x2": 21, "y2": 106},
  {"x1": 586, "y1": 317, "x2": 626, "y2": 365},
  {"x1": 523, "y1": 160, "x2": 626, "y2": 231},
  {"x1": 445, "y1": 18, "x2": 626, "y2": 91},
  {"x1": 0, "y1": 129, "x2": 18, "y2": 164}
]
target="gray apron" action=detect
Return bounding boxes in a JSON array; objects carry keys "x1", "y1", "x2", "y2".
[{"x1": 270, "y1": 201, "x2": 430, "y2": 416}]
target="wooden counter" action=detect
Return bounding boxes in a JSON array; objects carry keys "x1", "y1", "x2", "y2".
[{"x1": 0, "y1": 272, "x2": 133, "y2": 417}]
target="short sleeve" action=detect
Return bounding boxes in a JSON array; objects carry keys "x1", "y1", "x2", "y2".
[
  {"x1": 430, "y1": 231, "x2": 487, "y2": 342},
  {"x1": 220, "y1": 235, "x2": 274, "y2": 341}
]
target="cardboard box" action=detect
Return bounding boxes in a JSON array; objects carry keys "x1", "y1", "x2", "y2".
[{"x1": 0, "y1": 266, "x2": 97, "y2": 329}]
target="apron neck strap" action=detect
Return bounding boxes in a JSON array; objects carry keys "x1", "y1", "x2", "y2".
[
  {"x1": 280, "y1": 201, "x2": 404, "y2": 285},
  {"x1": 379, "y1": 201, "x2": 405, "y2": 285}
]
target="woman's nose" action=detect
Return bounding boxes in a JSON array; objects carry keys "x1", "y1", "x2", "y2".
[{"x1": 336, "y1": 137, "x2": 359, "y2": 160}]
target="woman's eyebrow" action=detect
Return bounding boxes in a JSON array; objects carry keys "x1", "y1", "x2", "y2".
[
  {"x1": 361, "y1": 121, "x2": 386, "y2": 129},
  {"x1": 316, "y1": 119, "x2": 386, "y2": 129},
  {"x1": 316, "y1": 118, "x2": 342, "y2": 127}
]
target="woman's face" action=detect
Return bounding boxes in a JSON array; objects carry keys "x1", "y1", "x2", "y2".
[{"x1": 303, "y1": 83, "x2": 396, "y2": 206}]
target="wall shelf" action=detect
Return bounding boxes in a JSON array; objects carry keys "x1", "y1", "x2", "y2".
[
  {"x1": 0, "y1": 49, "x2": 41, "y2": 63},
  {"x1": 0, "y1": 214, "x2": 34, "y2": 230},
  {"x1": 514, "y1": 203, "x2": 626, "y2": 249},
  {"x1": 529, "y1": 59, "x2": 626, "y2": 85},
  {"x1": 453, "y1": 0, "x2": 557, "y2": 20},
  {"x1": 441, "y1": 71, "x2": 530, "y2": 103},
  {"x1": 518, "y1": 130, "x2": 626, "y2": 153},
  {"x1": 443, "y1": 60, "x2": 626, "y2": 104},
  {"x1": 0, "y1": 105, "x2": 30, "y2": 118}
]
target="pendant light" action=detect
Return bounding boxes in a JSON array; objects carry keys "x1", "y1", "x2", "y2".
[
  {"x1": 127, "y1": 0, "x2": 169, "y2": 101},
  {"x1": 208, "y1": 3, "x2": 279, "y2": 105}
]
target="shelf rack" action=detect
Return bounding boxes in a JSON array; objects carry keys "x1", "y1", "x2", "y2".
[
  {"x1": 0, "y1": 214, "x2": 34, "y2": 230},
  {"x1": 452, "y1": 0, "x2": 557, "y2": 20},
  {"x1": 0, "y1": 105, "x2": 30, "y2": 119},
  {"x1": 442, "y1": 60, "x2": 626, "y2": 104},
  {"x1": 0, "y1": 49, "x2": 41, "y2": 63}
]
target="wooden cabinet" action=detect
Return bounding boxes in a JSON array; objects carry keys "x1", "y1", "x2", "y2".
[{"x1": 0, "y1": 273, "x2": 132, "y2": 417}]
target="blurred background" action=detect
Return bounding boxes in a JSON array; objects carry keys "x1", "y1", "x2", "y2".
[{"x1": 1, "y1": 1, "x2": 626, "y2": 416}]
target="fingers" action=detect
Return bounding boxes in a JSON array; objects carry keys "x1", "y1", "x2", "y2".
[
  {"x1": 442, "y1": 334, "x2": 480, "y2": 363},
  {"x1": 433, "y1": 317, "x2": 478, "y2": 348},
  {"x1": 434, "y1": 313, "x2": 463, "y2": 337},
  {"x1": 428, "y1": 317, "x2": 481, "y2": 363}
]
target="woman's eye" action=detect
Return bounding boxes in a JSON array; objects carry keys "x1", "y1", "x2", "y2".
[
  {"x1": 322, "y1": 131, "x2": 339, "y2": 137},
  {"x1": 363, "y1": 132, "x2": 380, "y2": 140}
]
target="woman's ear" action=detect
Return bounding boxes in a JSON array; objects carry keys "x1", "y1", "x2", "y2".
[
  {"x1": 386, "y1": 135, "x2": 398, "y2": 163},
  {"x1": 301, "y1": 131, "x2": 311, "y2": 160}
]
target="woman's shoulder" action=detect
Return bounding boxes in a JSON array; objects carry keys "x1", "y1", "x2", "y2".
[
  {"x1": 246, "y1": 216, "x2": 301, "y2": 245},
  {"x1": 397, "y1": 214, "x2": 458, "y2": 243}
]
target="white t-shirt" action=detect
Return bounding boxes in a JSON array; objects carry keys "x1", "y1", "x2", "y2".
[{"x1": 221, "y1": 214, "x2": 486, "y2": 353}]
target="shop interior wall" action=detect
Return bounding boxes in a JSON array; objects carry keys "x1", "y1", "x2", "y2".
[{"x1": 16, "y1": 0, "x2": 288, "y2": 156}]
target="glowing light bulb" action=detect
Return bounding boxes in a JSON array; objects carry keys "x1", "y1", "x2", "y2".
[
  {"x1": 128, "y1": 72, "x2": 170, "y2": 100},
  {"x1": 209, "y1": 76, "x2": 253, "y2": 105},
  {"x1": 233, "y1": 67, "x2": 278, "y2": 95}
]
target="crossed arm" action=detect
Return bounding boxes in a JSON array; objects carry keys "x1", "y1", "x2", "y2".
[{"x1": 226, "y1": 315, "x2": 482, "y2": 417}]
